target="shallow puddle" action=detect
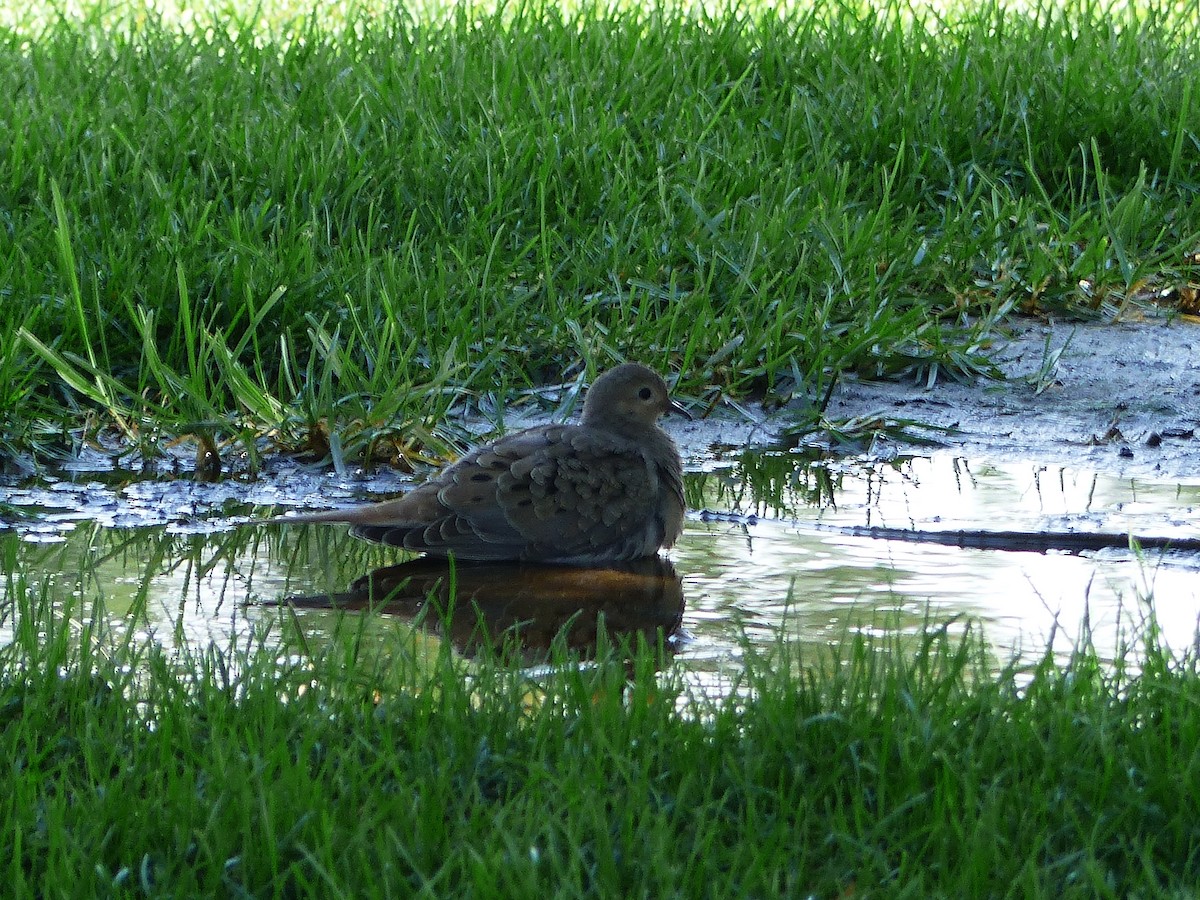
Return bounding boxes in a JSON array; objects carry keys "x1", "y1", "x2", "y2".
[
  {"x1": 681, "y1": 453, "x2": 1200, "y2": 686},
  {"x1": 3, "y1": 452, "x2": 1200, "y2": 692}
]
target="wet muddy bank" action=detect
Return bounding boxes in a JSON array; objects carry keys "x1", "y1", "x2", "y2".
[
  {"x1": 2, "y1": 320, "x2": 1199, "y2": 541},
  {"x1": 3, "y1": 319, "x2": 1197, "y2": 505},
  {"x1": 818, "y1": 319, "x2": 1200, "y2": 480}
]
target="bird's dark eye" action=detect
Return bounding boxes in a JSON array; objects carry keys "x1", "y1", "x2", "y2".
[{"x1": 638, "y1": 387, "x2": 653, "y2": 400}]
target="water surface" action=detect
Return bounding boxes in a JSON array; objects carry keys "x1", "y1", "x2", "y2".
[{"x1": 3, "y1": 452, "x2": 1199, "y2": 689}]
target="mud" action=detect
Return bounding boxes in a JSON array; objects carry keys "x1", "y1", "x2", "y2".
[{"x1": 813, "y1": 319, "x2": 1200, "y2": 480}]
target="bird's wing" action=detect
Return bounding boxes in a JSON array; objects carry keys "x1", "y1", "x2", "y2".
[
  {"x1": 493, "y1": 427, "x2": 661, "y2": 559},
  {"x1": 353, "y1": 426, "x2": 660, "y2": 561}
]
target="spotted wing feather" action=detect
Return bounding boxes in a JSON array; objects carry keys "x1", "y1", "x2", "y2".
[{"x1": 350, "y1": 425, "x2": 662, "y2": 562}]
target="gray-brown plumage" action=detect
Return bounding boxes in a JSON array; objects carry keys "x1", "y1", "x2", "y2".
[{"x1": 279, "y1": 363, "x2": 688, "y2": 564}]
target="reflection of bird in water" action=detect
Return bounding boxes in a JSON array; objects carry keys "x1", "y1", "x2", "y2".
[
  {"x1": 276, "y1": 556, "x2": 685, "y2": 662},
  {"x1": 277, "y1": 364, "x2": 689, "y2": 564}
]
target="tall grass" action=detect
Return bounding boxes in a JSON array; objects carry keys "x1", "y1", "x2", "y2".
[{"x1": 2, "y1": 0, "x2": 1198, "y2": 466}]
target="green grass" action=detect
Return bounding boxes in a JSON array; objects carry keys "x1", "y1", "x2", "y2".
[
  {"x1": 1, "y1": 0, "x2": 1197, "y2": 467},
  {"x1": 5, "y1": 5, "x2": 1199, "y2": 892},
  {"x1": 3, "y1": 565, "x2": 1199, "y2": 897}
]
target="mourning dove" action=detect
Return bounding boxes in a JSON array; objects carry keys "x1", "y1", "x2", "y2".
[{"x1": 279, "y1": 363, "x2": 688, "y2": 564}]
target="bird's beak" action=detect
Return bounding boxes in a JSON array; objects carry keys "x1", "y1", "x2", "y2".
[{"x1": 668, "y1": 398, "x2": 693, "y2": 421}]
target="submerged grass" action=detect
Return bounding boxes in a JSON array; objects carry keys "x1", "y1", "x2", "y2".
[
  {"x1": 2, "y1": 572, "x2": 1199, "y2": 896},
  {"x1": 1, "y1": 0, "x2": 1198, "y2": 466}
]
